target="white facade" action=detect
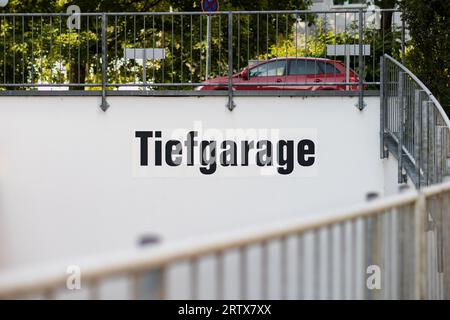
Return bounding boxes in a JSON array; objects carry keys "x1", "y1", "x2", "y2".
[
  {"x1": 309, "y1": 0, "x2": 403, "y2": 33},
  {"x1": 0, "y1": 95, "x2": 399, "y2": 270}
]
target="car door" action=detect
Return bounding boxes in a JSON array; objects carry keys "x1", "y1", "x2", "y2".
[
  {"x1": 286, "y1": 59, "x2": 322, "y2": 90},
  {"x1": 318, "y1": 61, "x2": 346, "y2": 90},
  {"x1": 247, "y1": 59, "x2": 287, "y2": 90}
]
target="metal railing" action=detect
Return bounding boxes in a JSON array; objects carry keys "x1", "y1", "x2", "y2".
[
  {"x1": 0, "y1": 9, "x2": 405, "y2": 110},
  {"x1": 4, "y1": 11, "x2": 450, "y2": 301},
  {"x1": 0, "y1": 182, "x2": 449, "y2": 300},
  {"x1": 381, "y1": 54, "x2": 450, "y2": 188}
]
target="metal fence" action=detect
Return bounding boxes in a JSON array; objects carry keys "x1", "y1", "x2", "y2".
[
  {"x1": 0, "y1": 182, "x2": 449, "y2": 300},
  {"x1": 0, "y1": 9, "x2": 405, "y2": 110},
  {"x1": 381, "y1": 54, "x2": 450, "y2": 188},
  {"x1": 3, "y1": 10, "x2": 449, "y2": 301}
]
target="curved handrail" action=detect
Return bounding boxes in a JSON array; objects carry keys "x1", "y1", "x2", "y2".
[{"x1": 383, "y1": 54, "x2": 450, "y2": 129}]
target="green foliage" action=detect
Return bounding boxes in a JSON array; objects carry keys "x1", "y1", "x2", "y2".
[
  {"x1": 399, "y1": 0, "x2": 450, "y2": 111},
  {"x1": 0, "y1": 0, "x2": 312, "y2": 90}
]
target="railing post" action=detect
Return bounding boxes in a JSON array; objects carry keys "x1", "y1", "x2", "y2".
[
  {"x1": 227, "y1": 12, "x2": 236, "y2": 111},
  {"x1": 421, "y1": 101, "x2": 430, "y2": 186},
  {"x1": 430, "y1": 106, "x2": 437, "y2": 185},
  {"x1": 414, "y1": 192, "x2": 427, "y2": 300},
  {"x1": 398, "y1": 72, "x2": 405, "y2": 183},
  {"x1": 414, "y1": 90, "x2": 423, "y2": 188},
  {"x1": 436, "y1": 127, "x2": 443, "y2": 183},
  {"x1": 380, "y1": 56, "x2": 386, "y2": 159},
  {"x1": 401, "y1": 16, "x2": 406, "y2": 65},
  {"x1": 357, "y1": 9, "x2": 365, "y2": 111},
  {"x1": 100, "y1": 13, "x2": 109, "y2": 112}
]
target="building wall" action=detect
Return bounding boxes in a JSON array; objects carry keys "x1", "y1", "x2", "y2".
[{"x1": 0, "y1": 95, "x2": 386, "y2": 268}]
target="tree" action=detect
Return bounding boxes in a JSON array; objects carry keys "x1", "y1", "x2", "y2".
[
  {"x1": 374, "y1": 0, "x2": 396, "y2": 33},
  {"x1": 399, "y1": 0, "x2": 450, "y2": 111}
]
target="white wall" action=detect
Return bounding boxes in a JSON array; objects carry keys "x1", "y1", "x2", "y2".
[{"x1": 0, "y1": 95, "x2": 384, "y2": 269}]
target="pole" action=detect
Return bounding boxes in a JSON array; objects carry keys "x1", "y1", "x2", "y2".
[
  {"x1": 358, "y1": 9, "x2": 365, "y2": 110},
  {"x1": 398, "y1": 71, "x2": 404, "y2": 183},
  {"x1": 227, "y1": 12, "x2": 235, "y2": 111},
  {"x1": 100, "y1": 13, "x2": 109, "y2": 112},
  {"x1": 345, "y1": 52, "x2": 350, "y2": 91},
  {"x1": 143, "y1": 50, "x2": 147, "y2": 91},
  {"x1": 206, "y1": 15, "x2": 212, "y2": 80}
]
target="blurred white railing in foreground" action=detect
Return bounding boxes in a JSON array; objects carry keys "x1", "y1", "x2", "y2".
[{"x1": 0, "y1": 181, "x2": 449, "y2": 300}]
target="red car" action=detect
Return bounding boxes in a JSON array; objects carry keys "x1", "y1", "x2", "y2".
[{"x1": 196, "y1": 57, "x2": 360, "y2": 91}]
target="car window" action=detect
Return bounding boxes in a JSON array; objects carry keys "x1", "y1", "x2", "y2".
[
  {"x1": 319, "y1": 61, "x2": 341, "y2": 74},
  {"x1": 288, "y1": 60, "x2": 322, "y2": 75},
  {"x1": 249, "y1": 60, "x2": 286, "y2": 77}
]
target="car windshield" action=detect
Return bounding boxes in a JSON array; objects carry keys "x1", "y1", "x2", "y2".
[{"x1": 249, "y1": 60, "x2": 286, "y2": 77}]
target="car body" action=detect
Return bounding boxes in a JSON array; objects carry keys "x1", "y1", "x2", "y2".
[{"x1": 196, "y1": 57, "x2": 360, "y2": 91}]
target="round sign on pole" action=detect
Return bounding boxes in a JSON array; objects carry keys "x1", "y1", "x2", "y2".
[{"x1": 201, "y1": 0, "x2": 219, "y2": 14}]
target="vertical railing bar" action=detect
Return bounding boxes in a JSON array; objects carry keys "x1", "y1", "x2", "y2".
[
  {"x1": 21, "y1": 16, "x2": 24, "y2": 85},
  {"x1": 86, "y1": 16, "x2": 89, "y2": 84},
  {"x1": 436, "y1": 127, "x2": 443, "y2": 183},
  {"x1": 398, "y1": 71, "x2": 404, "y2": 183},
  {"x1": 155, "y1": 267, "x2": 167, "y2": 300},
  {"x1": 31, "y1": 16, "x2": 34, "y2": 83},
  {"x1": 77, "y1": 15, "x2": 81, "y2": 84},
  {"x1": 261, "y1": 240, "x2": 268, "y2": 300},
  {"x1": 280, "y1": 236, "x2": 288, "y2": 300},
  {"x1": 340, "y1": 222, "x2": 346, "y2": 299},
  {"x1": 100, "y1": 13, "x2": 109, "y2": 111},
  {"x1": 430, "y1": 105, "x2": 436, "y2": 184},
  {"x1": 59, "y1": 15, "x2": 62, "y2": 84},
  {"x1": 374, "y1": 213, "x2": 382, "y2": 300},
  {"x1": 327, "y1": 225, "x2": 334, "y2": 300},
  {"x1": 313, "y1": 230, "x2": 320, "y2": 300},
  {"x1": 133, "y1": 15, "x2": 136, "y2": 84},
  {"x1": 216, "y1": 251, "x2": 224, "y2": 300},
  {"x1": 198, "y1": 14, "x2": 202, "y2": 80},
  {"x1": 357, "y1": 9, "x2": 364, "y2": 110},
  {"x1": 422, "y1": 100, "x2": 430, "y2": 186},
  {"x1": 153, "y1": 15, "x2": 156, "y2": 82},
  {"x1": 48, "y1": 16, "x2": 53, "y2": 83},
  {"x1": 350, "y1": 219, "x2": 358, "y2": 299},
  {"x1": 95, "y1": 15, "x2": 99, "y2": 81},
  {"x1": 227, "y1": 12, "x2": 235, "y2": 111},
  {"x1": 12, "y1": 16, "x2": 15, "y2": 84},
  {"x1": 89, "y1": 279, "x2": 100, "y2": 300},
  {"x1": 365, "y1": 216, "x2": 373, "y2": 300},
  {"x1": 68, "y1": 17, "x2": 72, "y2": 84},
  {"x1": 414, "y1": 89, "x2": 423, "y2": 188},
  {"x1": 130, "y1": 272, "x2": 140, "y2": 300},
  {"x1": 414, "y1": 193, "x2": 426, "y2": 300},
  {"x1": 399, "y1": 205, "x2": 407, "y2": 299},
  {"x1": 380, "y1": 56, "x2": 386, "y2": 159},
  {"x1": 240, "y1": 246, "x2": 247, "y2": 300},
  {"x1": 191, "y1": 258, "x2": 198, "y2": 300},
  {"x1": 297, "y1": 233, "x2": 304, "y2": 300},
  {"x1": 218, "y1": 14, "x2": 221, "y2": 76},
  {"x1": 3, "y1": 16, "x2": 7, "y2": 84},
  {"x1": 114, "y1": 16, "x2": 118, "y2": 84},
  {"x1": 381, "y1": 211, "x2": 388, "y2": 299},
  {"x1": 401, "y1": 16, "x2": 406, "y2": 65},
  {"x1": 237, "y1": 13, "x2": 240, "y2": 73},
  {"x1": 171, "y1": 14, "x2": 174, "y2": 84},
  {"x1": 162, "y1": 15, "x2": 165, "y2": 82},
  {"x1": 180, "y1": 15, "x2": 184, "y2": 83}
]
